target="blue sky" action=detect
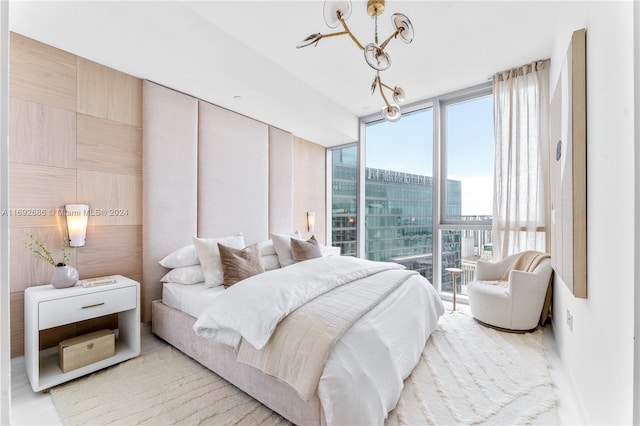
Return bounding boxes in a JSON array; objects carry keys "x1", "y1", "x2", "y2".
[{"x1": 366, "y1": 95, "x2": 494, "y2": 215}]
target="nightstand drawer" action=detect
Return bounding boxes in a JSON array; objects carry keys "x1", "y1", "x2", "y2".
[{"x1": 38, "y1": 286, "x2": 137, "y2": 330}]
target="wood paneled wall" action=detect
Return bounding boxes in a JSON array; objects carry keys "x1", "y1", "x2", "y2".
[{"x1": 9, "y1": 33, "x2": 142, "y2": 357}]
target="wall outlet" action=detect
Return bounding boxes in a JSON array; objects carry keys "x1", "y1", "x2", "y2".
[{"x1": 566, "y1": 309, "x2": 573, "y2": 332}]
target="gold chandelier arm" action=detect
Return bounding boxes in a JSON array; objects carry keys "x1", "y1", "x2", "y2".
[
  {"x1": 339, "y1": 17, "x2": 365, "y2": 51},
  {"x1": 377, "y1": 74, "x2": 392, "y2": 108},
  {"x1": 322, "y1": 30, "x2": 350, "y2": 39},
  {"x1": 379, "y1": 28, "x2": 402, "y2": 50},
  {"x1": 379, "y1": 81, "x2": 396, "y2": 93}
]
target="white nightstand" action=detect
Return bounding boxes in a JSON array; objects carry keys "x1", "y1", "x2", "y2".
[{"x1": 24, "y1": 275, "x2": 140, "y2": 392}]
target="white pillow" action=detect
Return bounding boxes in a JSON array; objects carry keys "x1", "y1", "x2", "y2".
[
  {"x1": 254, "y1": 240, "x2": 280, "y2": 270},
  {"x1": 160, "y1": 265, "x2": 204, "y2": 285},
  {"x1": 270, "y1": 231, "x2": 302, "y2": 267},
  {"x1": 261, "y1": 254, "x2": 281, "y2": 271},
  {"x1": 192, "y1": 233, "x2": 245, "y2": 288},
  {"x1": 159, "y1": 245, "x2": 199, "y2": 268},
  {"x1": 255, "y1": 239, "x2": 277, "y2": 256}
]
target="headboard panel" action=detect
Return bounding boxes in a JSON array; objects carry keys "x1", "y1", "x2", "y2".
[
  {"x1": 197, "y1": 100, "x2": 269, "y2": 245},
  {"x1": 142, "y1": 81, "x2": 198, "y2": 322},
  {"x1": 268, "y1": 127, "x2": 294, "y2": 235}
]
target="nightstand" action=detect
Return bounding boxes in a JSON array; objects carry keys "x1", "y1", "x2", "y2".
[{"x1": 24, "y1": 275, "x2": 140, "y2": 392}]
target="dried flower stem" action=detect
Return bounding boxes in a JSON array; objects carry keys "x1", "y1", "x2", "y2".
[{"x1": 24, "y1": 233, "x2": 71, "y2": 267}]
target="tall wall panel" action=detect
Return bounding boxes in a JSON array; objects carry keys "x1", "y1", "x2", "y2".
[
  {"x1": 293, "y1": 136, "x2": 327, "y2": 244},
  {"x1": 268, "y1": 127, "x2": 294, "y2": 235},
  {"x1": 142, "y1": 81, "x2": 198, "y2": 322},
  {"x1": 197, "y1": 101, "x2": 269, "y2": 245}
]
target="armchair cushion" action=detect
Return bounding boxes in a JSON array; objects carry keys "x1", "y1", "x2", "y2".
[{"x1": 475, "y1": 254, "x2": 518, "y2": 281}]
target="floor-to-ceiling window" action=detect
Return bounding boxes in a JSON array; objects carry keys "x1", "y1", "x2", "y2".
[
  {"x1": 331, "y1": 145, "x2": 358, "y2": 256},
  {"x1": 439, "y1": 90, "x2": 494, "y2": 297},
  {"x1": 329, "y1": 83, "x2": 494, "y2": 298},
  {"x1": 364, "y1": 108, "x2": 434, "y2": 283}
]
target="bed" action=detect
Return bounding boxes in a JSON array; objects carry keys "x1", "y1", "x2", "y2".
[
  {"x1": 151, "y1": 239, "x2": 444, "y2": 426},
  {"x1": 142, "y1": 81, "x2": 444, "y2": 425}
]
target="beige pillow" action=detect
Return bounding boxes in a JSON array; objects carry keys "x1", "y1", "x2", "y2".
[
  {"x1": 218, "y1": 243, "x2": 265, "y2": 288},
  {"x1": 291, "y1": 235, "x2": 322, "y2": 262},
  {"x1": 192, "y1": 233, "x2": 245, "y2": 288}
]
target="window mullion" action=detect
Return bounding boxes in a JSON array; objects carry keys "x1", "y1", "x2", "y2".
[{"x1": 433, "y1": 97, "x2": 443, "y2": 293}]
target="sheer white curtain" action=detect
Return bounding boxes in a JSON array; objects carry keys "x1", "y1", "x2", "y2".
[{"x1": 492, "y1": 59, "x2": 550, "y2": 259}]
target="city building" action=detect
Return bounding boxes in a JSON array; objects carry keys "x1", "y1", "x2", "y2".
[{"x1": 331, "y1": 147, "x2": 484, "y2": 293}]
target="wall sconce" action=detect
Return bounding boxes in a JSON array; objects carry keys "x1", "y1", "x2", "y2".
[
  {"x1": 306, "y1": 211, "x2": 316, "y2": 233},
  {"x1": 65, "y1": 204, "x2": 89, "y2": 247}
]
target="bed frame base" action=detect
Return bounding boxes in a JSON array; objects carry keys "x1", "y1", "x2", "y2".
[{"x1": 151, "y1": 300, "x2": 325, "y2": 426}]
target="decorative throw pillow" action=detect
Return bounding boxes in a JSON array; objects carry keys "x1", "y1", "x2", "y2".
[
  {"x1": 158, "y1": 245, "x2": 199, "y2": 268},
  {"x1": 291, "y1": 235, "x2": 323, "y2": 262},
  {"x1": 192, "y1": 233, "x2": 245, "y2": 288},
  {"x1": 271, "y1": 231, "x2": 302, "y2": 267},
  {"x1": 159, "y1": 265, "x2": 204, "y2": 285},
  {"x1": 218, "y1": 243, "x2": 265, "y2": 288}
]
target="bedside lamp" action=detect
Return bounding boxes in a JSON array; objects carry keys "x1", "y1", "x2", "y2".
[
  {"x1": 307, "y1": 211, "x2": 316, "y2": 233},
  {"x1": 65, "y1": 204, "x2": 89, "y2": 247}
]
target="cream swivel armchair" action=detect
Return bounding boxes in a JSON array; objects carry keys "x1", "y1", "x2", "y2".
[{"x1": 467, "y1": 253, "x2": 552, "y2": 332}]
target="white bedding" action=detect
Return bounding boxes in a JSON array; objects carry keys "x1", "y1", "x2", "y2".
[
  {"x1": 192, "y1": 256, "x2": 444, "y2": 425},
  {"x1": 194, "y1": 256, "x2": 406, "y2": 349},
  {"x1": 162, "y1": 282, "x2": 224, "y2": 318}
]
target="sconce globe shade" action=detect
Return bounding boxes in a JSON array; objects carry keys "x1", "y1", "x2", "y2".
[{"x1": 65, "y1": 204, "x2": 89, "y2": 247}]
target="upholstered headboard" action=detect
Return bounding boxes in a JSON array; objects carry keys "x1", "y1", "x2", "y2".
[{"x1": 141, "y1": 81, "x2": 321, "y2": 322}]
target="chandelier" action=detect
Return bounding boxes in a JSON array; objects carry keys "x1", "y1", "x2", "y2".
[{"x1": 297, "y1": 0, "x2": 414, "y2": 122}]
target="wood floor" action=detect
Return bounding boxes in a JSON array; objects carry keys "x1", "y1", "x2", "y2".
[{"x1": 10, "y1": 305, "x2": 585, "y2": 425}]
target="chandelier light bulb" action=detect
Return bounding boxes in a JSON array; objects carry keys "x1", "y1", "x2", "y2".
[
  {"x1": 381, "y1": 104, "x2": 401, "y2": 122},
  {"x1": 370, "y1": 76, "x2": 378, "y2": 94},
  {"x1": 364, "y1": 43, "x2": 391, "y2": 71},
  {"x1": 392, "y1": 86, "x2": 405, "y2": 103},
  {"x1": 297, "y1": 33, "x2": 323, "y2": 49},
  {"x1": 324, "y1": 0, "x2": 352, "y2": 28},
  {"x1": 392, "y1": 13, "x2": 414, "y2": 44}
]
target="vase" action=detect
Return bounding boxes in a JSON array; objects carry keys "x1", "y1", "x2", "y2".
[{"x1": 50, "y1": 265, "x2": 79, "y2": 289}]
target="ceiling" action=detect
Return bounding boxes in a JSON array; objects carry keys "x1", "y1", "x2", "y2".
[{"x1": 9, "y1": 1, "x2": 592, "y2": 147}]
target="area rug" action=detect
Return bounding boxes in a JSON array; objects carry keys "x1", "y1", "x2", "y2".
[{"x1": 50, "y1": 309, "x2": 559, "y2": 425}]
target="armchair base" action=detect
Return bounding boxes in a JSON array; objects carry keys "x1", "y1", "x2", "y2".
[{"x1": 473, "y1": 317, "x2": 536, "y2": 334}]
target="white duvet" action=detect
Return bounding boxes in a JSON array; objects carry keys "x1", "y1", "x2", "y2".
[{"x1": 193, "y1": 256, "x2": 444, "y2": 425}]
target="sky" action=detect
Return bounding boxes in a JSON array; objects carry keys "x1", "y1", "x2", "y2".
[{"x1": 366, "y1": 95, "x2": 494, "y2": 215}]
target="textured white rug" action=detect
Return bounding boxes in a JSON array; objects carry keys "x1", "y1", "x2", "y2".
[{"x1": 51, "y1": 309, "x2": 559, "y2": 425}]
